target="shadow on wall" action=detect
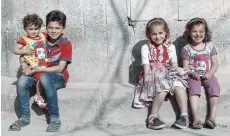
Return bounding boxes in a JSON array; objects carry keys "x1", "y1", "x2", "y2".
[
  {"x1": 129, "y1": 39, "x2": 148, "y2": 85},
  {"x1": 173, "y1": 35, "x2": 188, "y2": 67}
]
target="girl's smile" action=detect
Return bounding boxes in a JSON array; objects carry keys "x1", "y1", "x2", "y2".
[{"x1": 190, "y1": 24, "x2": 205, "y2": 45}]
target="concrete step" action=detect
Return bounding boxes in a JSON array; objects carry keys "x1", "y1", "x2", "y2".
[
  {"x1": 2, "y1": 111, "x2": 230, "y2": 136},
  {"x1": 1, "y1": 69, "x2": 230, "y2": 129}
]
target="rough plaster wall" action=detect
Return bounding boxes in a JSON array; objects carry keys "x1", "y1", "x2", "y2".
[{"x1": 1, "y1": 0, "x2": 230, "y2": 83}]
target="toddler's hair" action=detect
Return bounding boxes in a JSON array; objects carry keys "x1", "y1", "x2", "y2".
[
  {"x1": 46, "y1": 10, "x2": 66, "y2": 28},
  {"x1": 184, "y1": 17, "x2": 212, "y2": 43},
  {"x1": 145, "y1": 17, "x2": 170, "y2": 40},
  {"x1": 23, "y1": 14, "x2": 43, "y2": 29}
]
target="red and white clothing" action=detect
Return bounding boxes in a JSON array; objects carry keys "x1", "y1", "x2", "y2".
[
  {"x1": 45, "y1": 35, "x2": 72, "y2": 84},
  {"x1": 133, "y1": 40, "x2": 188, "y2": 108},
  {"x1": 141, "y1": 40, "x2": 177, "y2": 65}
]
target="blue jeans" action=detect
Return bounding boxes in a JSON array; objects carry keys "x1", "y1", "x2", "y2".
[{"x1": 17, "y1": 72, "x2": 65, "y2": 120}]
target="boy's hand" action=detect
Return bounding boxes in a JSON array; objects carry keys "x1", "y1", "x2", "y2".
[
  {"x1": 30, "y1": 66, "x2": 42, "y2": 73},
  {"x1": 23, "y1": 48, "x2": 34, "y2": 55}
]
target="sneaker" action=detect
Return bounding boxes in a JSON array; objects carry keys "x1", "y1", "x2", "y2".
[
  {"x1": 46, "y1": 121, "x2": 61, "y2": 132},
  {"x1": 8, "y1": 117, "x2": 30, "y2": 131},
  {"x1": 148, "y1": 118, "x2": 166, "y2": 130},
  {"x1": 174, "y1": 115, "x2": 189, "y2": 129}
]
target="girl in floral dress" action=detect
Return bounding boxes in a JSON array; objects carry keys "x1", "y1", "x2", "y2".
[{"x1": 133, "y1": 18, "x2": 189, "y2": 130}]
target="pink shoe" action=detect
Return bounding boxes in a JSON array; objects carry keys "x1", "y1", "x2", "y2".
[{"x1": 33, "y1": 95, "x2": 47, "y2": 109}]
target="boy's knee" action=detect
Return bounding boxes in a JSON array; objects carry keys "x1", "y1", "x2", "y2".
[
  {"x1": 40, "y1": 72, "x2": 54, "y2": 84},
  {"x1": 17, "y1": 76, "x2": 33, "y2": 88}
]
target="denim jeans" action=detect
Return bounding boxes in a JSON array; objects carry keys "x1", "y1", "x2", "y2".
[{"x1": 17, "y1": 72, "x2": 65, "y2": 120}]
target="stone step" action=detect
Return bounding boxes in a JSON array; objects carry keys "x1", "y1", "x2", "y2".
[{"x1": 1, "y1": 74, "x2": 230, "y2": 128}]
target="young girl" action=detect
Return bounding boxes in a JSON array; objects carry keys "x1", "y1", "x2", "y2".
[
  {"x1": 13, "y1": 14, "x2": 47, "y2": 109},
  {"x1": 133, "y1": 18, "x2": 189, "y2": 129},
  {"x1": 182, "y1": 18, "x2": 220, "y2": 129}
]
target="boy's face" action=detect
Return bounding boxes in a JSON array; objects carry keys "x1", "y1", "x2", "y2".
[
  {"x1": 46, "y1": 21, "x2": 65, "y2": 41},
  {"x1": 190, "y1": 24, "x2": 205, "y2": 45},
  {"x1": 25, "y1": 24, "x2": 41, "y2": 38}
]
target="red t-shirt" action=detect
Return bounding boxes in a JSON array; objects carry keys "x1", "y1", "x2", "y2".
[{"x1": 46, "y1": 36, "x2": 72, "y2": 84}]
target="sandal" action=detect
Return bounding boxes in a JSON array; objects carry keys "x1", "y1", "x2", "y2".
[
  {"x1": 8, "y1": 118, "x2": 30, "y2": 131},
  {"x1": 192, "y1": 120, "x2": 202, "y2": 129},
  {"x1": 204, "y1": 120, "x2": 216, "y2": 129}
]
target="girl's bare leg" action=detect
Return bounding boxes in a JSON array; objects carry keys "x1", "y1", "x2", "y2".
[
  {"x1": 208, "y1": 96, "x2": 218, "y2": 121},
  {"x1": 174, "y1": 87, "x2": 188, "y2": 115},
  {"x1": 150, "y1": 91, "x2": 168, "y2": 117},
  {"x1": 189, "y1": 95, "x2": 200, "y2": 122}
]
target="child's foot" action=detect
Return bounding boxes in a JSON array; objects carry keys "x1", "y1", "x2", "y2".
[
  {"x1": 174, "y1": 115, "x2": 189, "y2": 129},
  {"x1": 192, "y1": 120, "x2": 202, "y2": 129},
  {"x1": 204, "y1": 119, "x2": 216, "y2": 129},
  {"x1": 46, "y1": 120, "x2": 61, "y2": 132},
  {"x1": 147, "y1": 115, "x2": 166, "y2": 130},
  {"x1": 33, "y1": 95, "x2": 47, "y2": 109},
  {"x1": 8, "y1": 117, "x2": 30, "y2": 131}
]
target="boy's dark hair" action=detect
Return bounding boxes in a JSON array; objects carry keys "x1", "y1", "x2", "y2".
[
  {"x1": 184, "y1": 17, "x2": 212, "y2": 44},
  {"x1": 23, "y1": 14, "x2": 43, "y2": 29},
  {"x1": 46, "y1": 10, "x2": 66, "y2": 27},
  {"x1": 145, "y1": 17, "x2": 170, "y2": 41}
]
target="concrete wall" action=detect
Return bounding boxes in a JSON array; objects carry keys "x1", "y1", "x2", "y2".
[{"x1": 1, "y1": 0, "x2": 230, "y2": 83}]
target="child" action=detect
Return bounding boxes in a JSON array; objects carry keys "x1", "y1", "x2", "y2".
[
  {"x1": 9, "y1": 10, "x2": 72, "y2": 132},
  {"x1": 13, "y1": 14, "x2": 47, "y2": 109},
  {"x1": 181, "y1": 17, "x2": 220, "y2": 129},
  {"x1": 133, "y1": 18, "x2": 189, "y2": 129}
]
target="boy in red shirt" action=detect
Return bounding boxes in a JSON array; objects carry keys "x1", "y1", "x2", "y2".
[{"x1": 9, "y1": 10, "x2": 72, "y2": 132}]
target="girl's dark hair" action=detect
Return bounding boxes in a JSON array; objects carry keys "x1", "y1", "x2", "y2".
[
  {"x1": 23, "y1": 14, "x2": 43, "y2": 29},
  {"x1": 184, "y1": 17, "x2": 212, "y2": 44},
  {"x1": 145, "y1": 17, "x2": 170, "y2": 40},
  {"x1": 46, "y1": 10, "x2": 66, "y2": 27}
]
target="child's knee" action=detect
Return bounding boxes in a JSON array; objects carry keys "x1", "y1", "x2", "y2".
[{"x1": 206, "y1": 87, "x2": 220, "y2": 98}]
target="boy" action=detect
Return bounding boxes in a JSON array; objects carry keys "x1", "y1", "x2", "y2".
[{"x1": 9, "y1": 10, "x2": 72, "y2": 132}]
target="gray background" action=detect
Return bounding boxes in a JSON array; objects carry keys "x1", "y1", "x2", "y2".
[{"x1": 2, "y1": 0, "x2": 230, "y2": 83}]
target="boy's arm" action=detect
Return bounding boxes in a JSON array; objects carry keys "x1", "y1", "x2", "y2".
[
  {"x1": 13, "y1": 44, "x2": 34, "y2": 55},
  {"x1": 31, "y1": 61, "x2": 67, "y2": 73},
  {"x1": 13, "y1": 44, "x2": 25, "y2": 55},
  {"x1": 19, "y1": 56, "x2": 33, "y2": 76}
]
